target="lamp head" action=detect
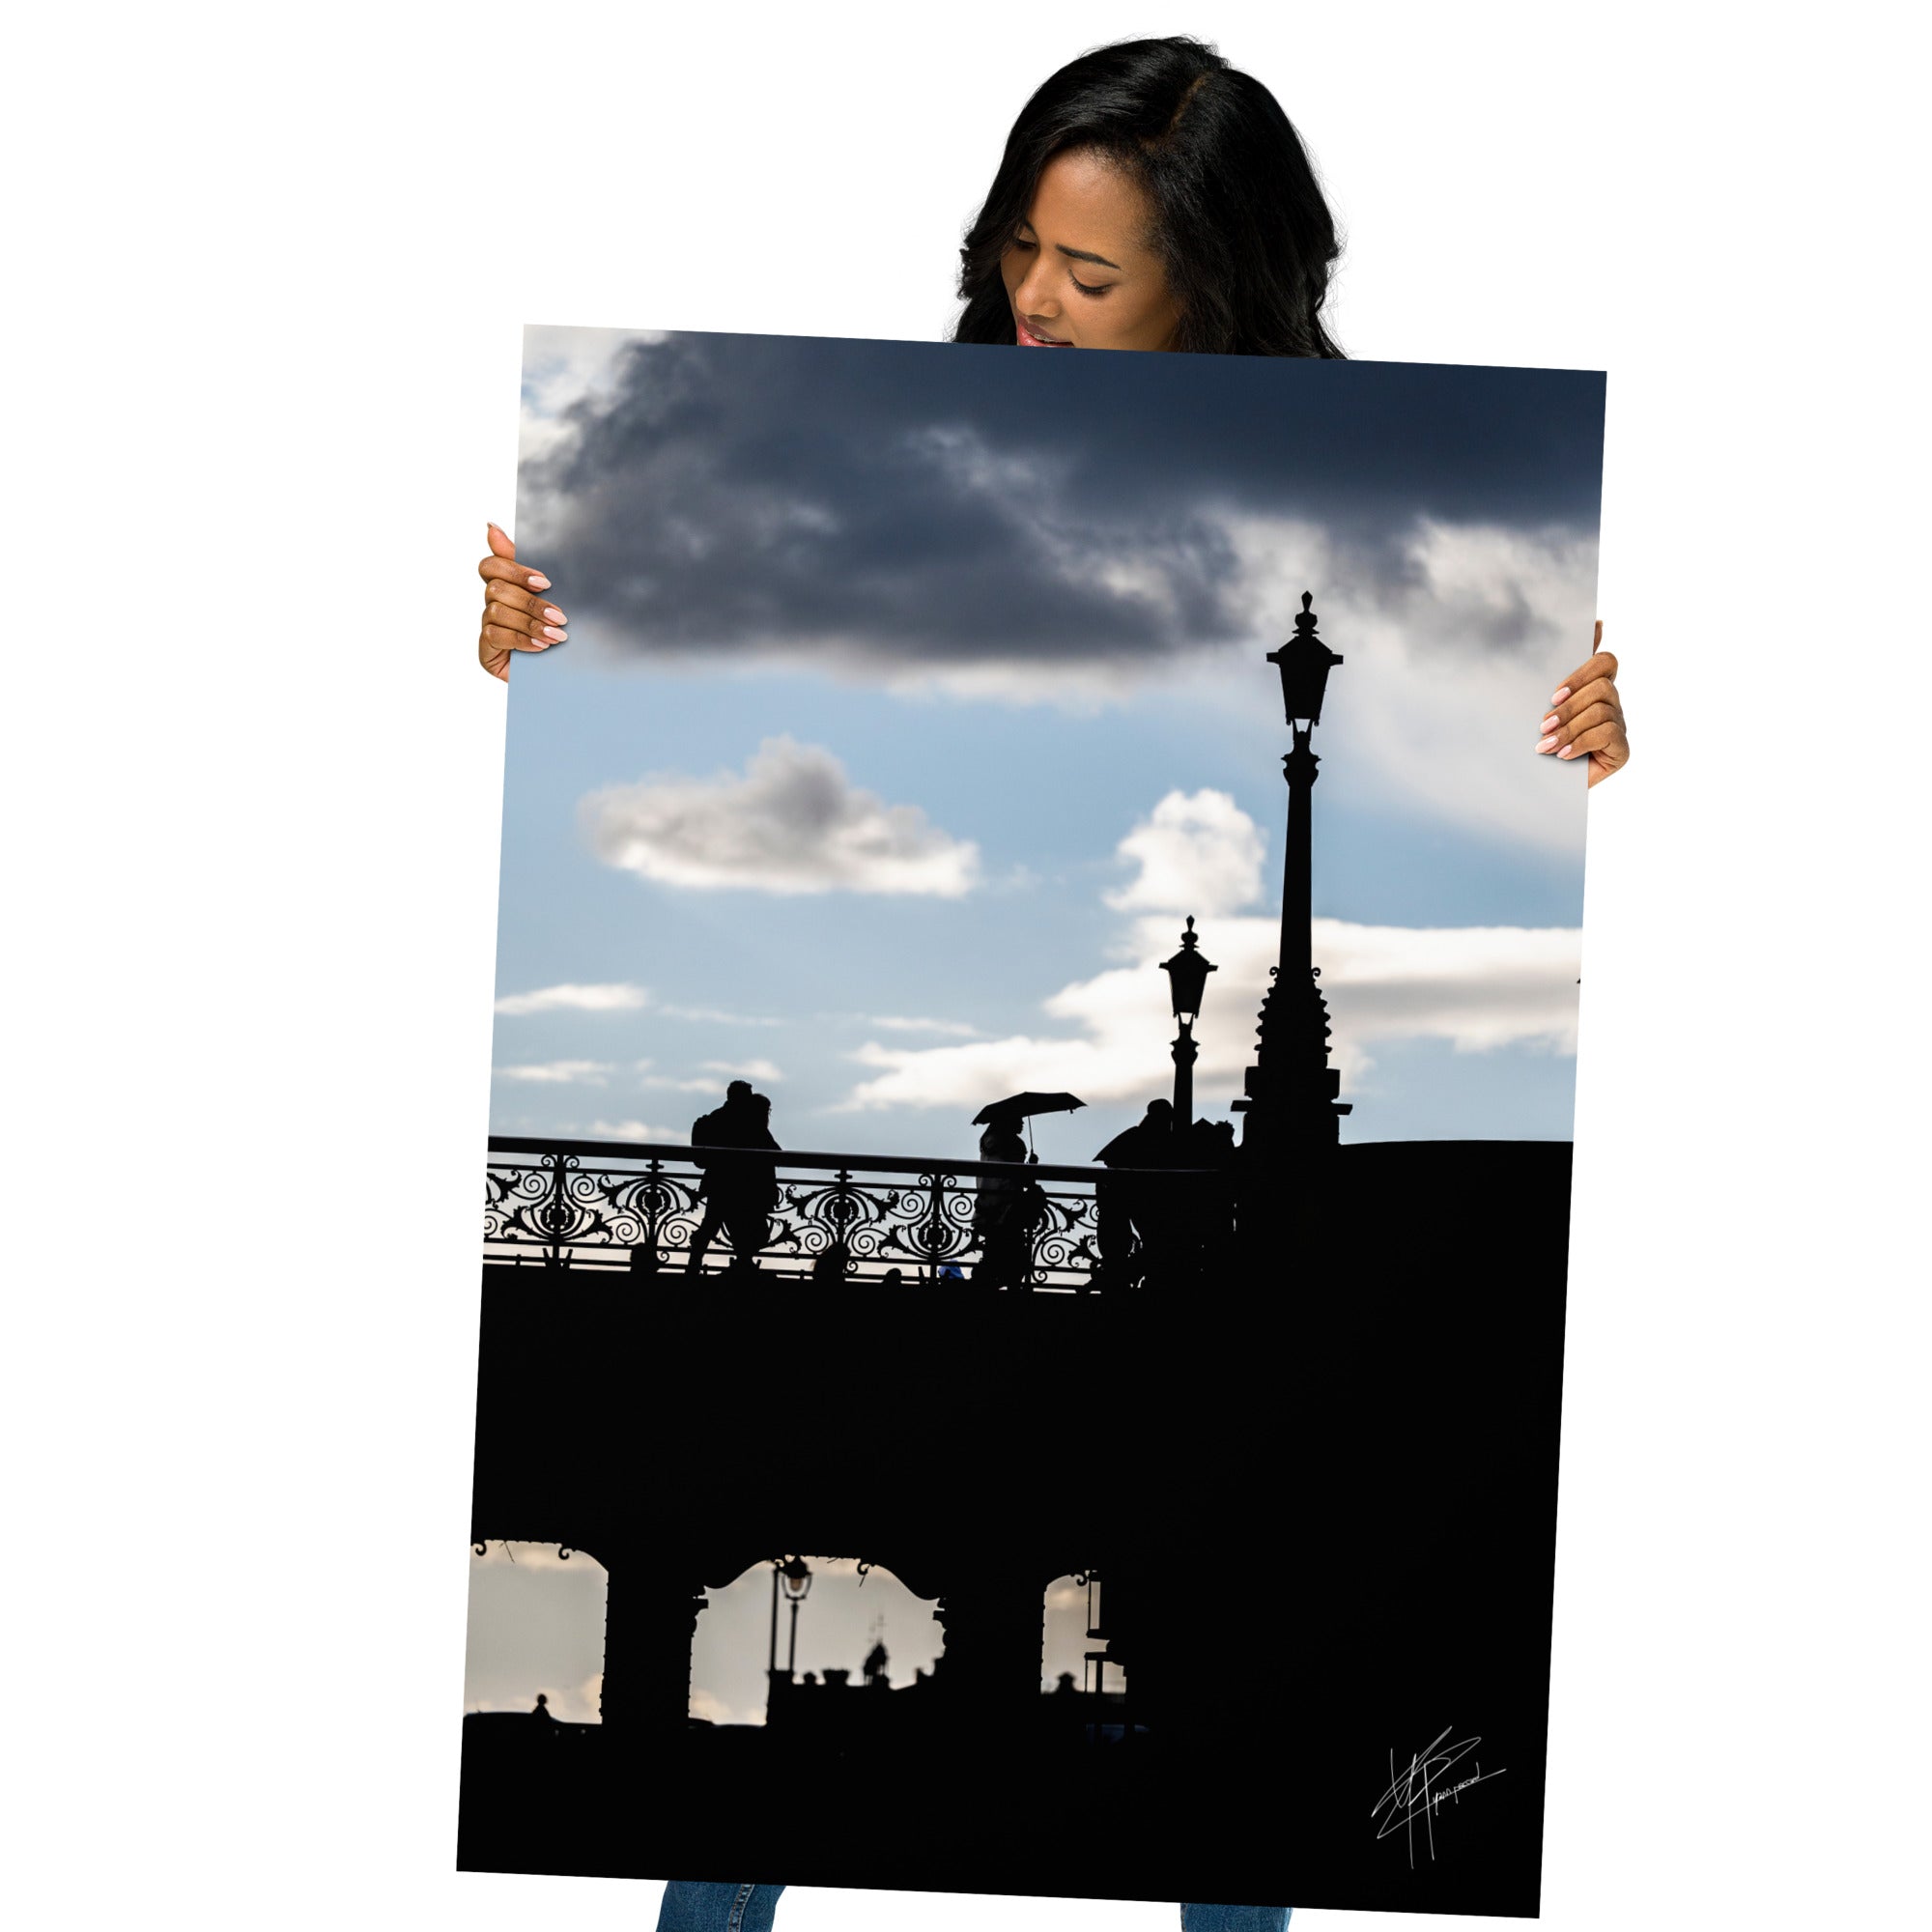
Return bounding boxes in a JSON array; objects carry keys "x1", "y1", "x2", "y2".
[
  {"x1": 1158, "y1": 915, "x2": 1217, "y2": 1022},
  {"x1": 1266, "y1": 592, "x2": 1343, "y2": 729}
]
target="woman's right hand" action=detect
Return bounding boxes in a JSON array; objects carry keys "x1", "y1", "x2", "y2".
[{"x1": 477, "y1": 522, "x2": 567, "y2": 681}]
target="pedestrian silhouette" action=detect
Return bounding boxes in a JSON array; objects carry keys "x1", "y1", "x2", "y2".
[
  {"x1": 971, "y1": 1101, "x2": 1035, "y2": 1289},
  {"x1": 1094, "y1": 1099, "x2": 1178, "y2": 1287},
  {"x1": 687, "y1": 1080, "x2": 782, "y2": 1274},
  {"x1": 811, "y1": 1240, "x2": 853, "y2": 1284},
  {"x1": 530, "y1": 1692, "x2": 554, "y2": 1722}
]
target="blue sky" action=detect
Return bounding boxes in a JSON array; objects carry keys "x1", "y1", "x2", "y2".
[{"x1": 489, "y1": 327, "x2": 1601, "y2": 1162}]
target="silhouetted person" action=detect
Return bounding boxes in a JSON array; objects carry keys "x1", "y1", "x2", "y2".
[
  {"x1": 530, "y1": 1692, "x2": 554, "y2": 1723},
  {"x1": 687, "y1": 1081, "x2": 782, "y2": 1273},
  {"x1": 971, "y1": 1102, "x2": 1035, "y2": 1288},
  {"x1": 1094, "y1": 1098, "x2": 1177, "y2": 1285}
]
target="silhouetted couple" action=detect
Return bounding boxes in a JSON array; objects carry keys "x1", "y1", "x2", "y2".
[
  {"x1": 687, "y1": 1079, "x2": 781, "y2": 1274},
  {"x1": 1095, "y1": 1099, "x2": 1236, "y2": 1286}
]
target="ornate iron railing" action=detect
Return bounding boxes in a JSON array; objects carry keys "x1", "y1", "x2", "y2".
[{"x1": 485, "y1": 1136, "x2": 1227, "y2": 1293}]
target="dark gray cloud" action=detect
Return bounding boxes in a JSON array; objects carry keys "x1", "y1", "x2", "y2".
[{"x1": 520, "y1": 329, "x2": 1605, "y2": 669}]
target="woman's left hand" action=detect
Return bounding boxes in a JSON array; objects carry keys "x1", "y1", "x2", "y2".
[{"x1": 1537, "y1": 620, "x2": 1629, "y2": 787}]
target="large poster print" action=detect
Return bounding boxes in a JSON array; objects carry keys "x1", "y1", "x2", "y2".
[{"x1": 459, "y1": 328, "x2": 1604, "y2": 1917}]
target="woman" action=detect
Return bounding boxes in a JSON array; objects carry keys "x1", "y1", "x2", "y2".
[
  {"x1": 476, "y1": 35, "x2": 1629, "y2": 1932},
  {"x1": 474, "y1": 38, "x2": 1628, "y2": 785}
]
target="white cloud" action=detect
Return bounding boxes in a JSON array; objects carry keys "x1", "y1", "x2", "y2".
[
  {"x1": 658, "y1": 1004, "x2": 782, "y2": 1027},
  {"x1": 580, "y1": 1120, "x2": 688, "y2": 1144},
  {"x1": 841, "y1": 914, "x2": 1577, "y2": 1114},
  {"x1": 494, "y1": 982, "x2": 649, "y2": 1016},
  {"x1": 518, "y1": 325, "x2": 661, "y2": 473},
  {"x1": 689, "y1": 1688, "x2": 749, "y2": 1726},
  {"x1": 582, "y1": 736, "x2": 980, "y2": 897},
  {"x1": 837, "y1": 788, "x2": 1578, "y2": 1117},
  {"x1": 1104, "y1": 789, "x2": 1265, "y2": 918},
  {"x1": 635, "y1": 1059, "x2": 781, "y2": 1094},
  {"x1": 1219, "y1": 513, "x2": 1597, "y2": 858},
  {"x1": 493, "y1": 1060, "x2": 615, "y2": 1085},
  {"x1": 880, "y1": 657, "x2": 1155, "y2": 712},
  {"x1": 868, "y1": 1015, "x2": 984, "y2": 1038}
]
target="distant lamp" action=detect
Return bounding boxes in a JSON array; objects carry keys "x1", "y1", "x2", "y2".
[
  {"x1": 1159, "y1": 917, "x2": 1217, "y2": 1024},
  {"x1": 1159, "y1": 917, "x2": 1217, "y2": 1136},
  {"x1": 1267, "y1": 592, "x2": 1344, "y2": 728},
  {"x1": 780, "y1": 1554, "x2": 813, "y2": 1682}
]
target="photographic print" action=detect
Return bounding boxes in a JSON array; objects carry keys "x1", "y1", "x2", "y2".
[{"x1": 459, "y1": 327, "x2": 1604, "y2": 1916}]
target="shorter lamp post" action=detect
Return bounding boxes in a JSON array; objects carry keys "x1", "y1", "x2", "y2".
[
  {"x1": 781, "y1": 1554, "x2": 813, "y2": 1681},
  {"x1": 1159, "y1": 917, "x2": 1217, "y2": 1128},
  {"x1": 765, "y1": 1553, "x2": 816, "y2": 1723}
]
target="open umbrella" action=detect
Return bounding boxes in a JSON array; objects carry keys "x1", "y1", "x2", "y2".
[
  {"x1": 972, "y1": 1092, "x2": 1085, "y2": 1125},
  {"x1": 973, "y1": 1091, "x2": 1086, "y2": 1158}
]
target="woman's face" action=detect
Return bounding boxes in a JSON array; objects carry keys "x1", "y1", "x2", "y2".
[{"x1": 1000, "y1": 148, "x2": 1181, "y2": 352}]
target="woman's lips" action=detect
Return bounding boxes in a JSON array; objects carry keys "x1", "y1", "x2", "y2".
[{"x1": 1015, "y1": 314, "x2": 1070, "y2": 347}]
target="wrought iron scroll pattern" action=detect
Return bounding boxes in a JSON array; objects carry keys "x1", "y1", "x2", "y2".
[{"x1": 482, "y1": 1143, "x2": 1141, "y2": 1291}]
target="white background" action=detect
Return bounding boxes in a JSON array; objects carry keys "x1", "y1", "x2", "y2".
[{"x1": 6, "y1": 4, "x2": 1923, "y2": 1928}]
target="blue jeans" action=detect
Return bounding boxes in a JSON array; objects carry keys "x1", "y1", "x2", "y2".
[{"x1": 656, "y1": 1883, "x2": 1288, "y2": 1932}]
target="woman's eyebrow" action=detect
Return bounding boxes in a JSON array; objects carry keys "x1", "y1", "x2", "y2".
[{"x1": 1016, "y1": 221, "x2": 1122, "y2": 272}]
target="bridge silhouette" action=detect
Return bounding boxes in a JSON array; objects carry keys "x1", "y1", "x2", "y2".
[{"x1": 460, "y1": 597, "x2": 1570, "y2": 1916}]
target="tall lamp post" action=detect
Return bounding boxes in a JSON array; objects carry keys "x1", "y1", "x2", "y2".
[
  {"x1": 1159, "y1": 917, "x2": 1217, "y2": 1128},
  {"x1": 1234, "y1": 592, "x2": 1352, "y2": 1158}
]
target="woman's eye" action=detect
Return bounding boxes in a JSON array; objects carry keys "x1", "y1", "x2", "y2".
[{"x1": 1071, "y1": 276, "x2": 1111, "y2": 298}]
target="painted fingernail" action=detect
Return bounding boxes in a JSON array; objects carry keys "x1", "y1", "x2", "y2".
[
  {"x1": 527, "y1": 573, "x2": 551, "y2": 589},
  {"x1": 542, "y1": 626, "x2": 567, "y2": 641},
  {"x1": 531, "y1": 639, "x2": 551, "y2": 650},
  {"x1": 1540, "y1": 713, "x2": 1559, "y2": 732},
  {"x1": 542, "y1": 607, "x2": 565, "y2": 624},
  {"x1": 1550, "y1": 687, "x2": 1571, "y2": 705},
  {"x1": 1535, "y1": 734, "x2": 1559, "y2": 753},
  {"x1": 1557, "y1": 744, "x2": 1577, "y2": 758}
]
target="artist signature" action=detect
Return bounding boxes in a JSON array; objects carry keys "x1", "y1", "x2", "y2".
[{"x1": 1371, "y1": 1726, "x2": 1506, "y2": 1865}]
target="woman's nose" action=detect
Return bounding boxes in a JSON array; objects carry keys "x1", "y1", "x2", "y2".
[{"x1": 1014, "y1": 261, "x2": 1060, "y2": 321}]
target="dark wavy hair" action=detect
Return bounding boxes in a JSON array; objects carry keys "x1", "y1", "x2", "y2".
[{"x1": 952, "y1": 36, "x2": 1345, "y2": 359}]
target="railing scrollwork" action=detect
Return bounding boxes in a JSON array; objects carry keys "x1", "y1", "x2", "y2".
[{"x1": 483, "y1": 1136, "x2": 1229, "y2": 1293}]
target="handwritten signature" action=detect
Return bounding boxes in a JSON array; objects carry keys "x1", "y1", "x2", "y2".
[{"x1": 1371, "y1": 1726, "x2": 1506, "y2": 1865}]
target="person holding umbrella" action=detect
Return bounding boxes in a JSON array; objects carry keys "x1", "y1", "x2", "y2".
[
  {"x1": 969, "y1": 1099, "x2": 1031, "y2": 1289},
  {"x1": 968, "y1": 1092, "x2": 1083, "y2": 1289}
]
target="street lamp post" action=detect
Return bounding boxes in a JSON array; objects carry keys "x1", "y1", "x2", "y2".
[
  {"x1": 1159, "y1": 917, "x2": 1217, "y2": 1128},
  {"x1": 767, "y1": 1558, "x2": 781, "y2": 1690},
  {"x1": 781, "y1": 1554, "x2": 813, "y2": 1681},
  {"x1": 764, "y1": 1553, "x2": 815, "y2": 1723},
  {"x1": 1235, "y1": 592, "x2": 1352, "y2": 1159}
]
